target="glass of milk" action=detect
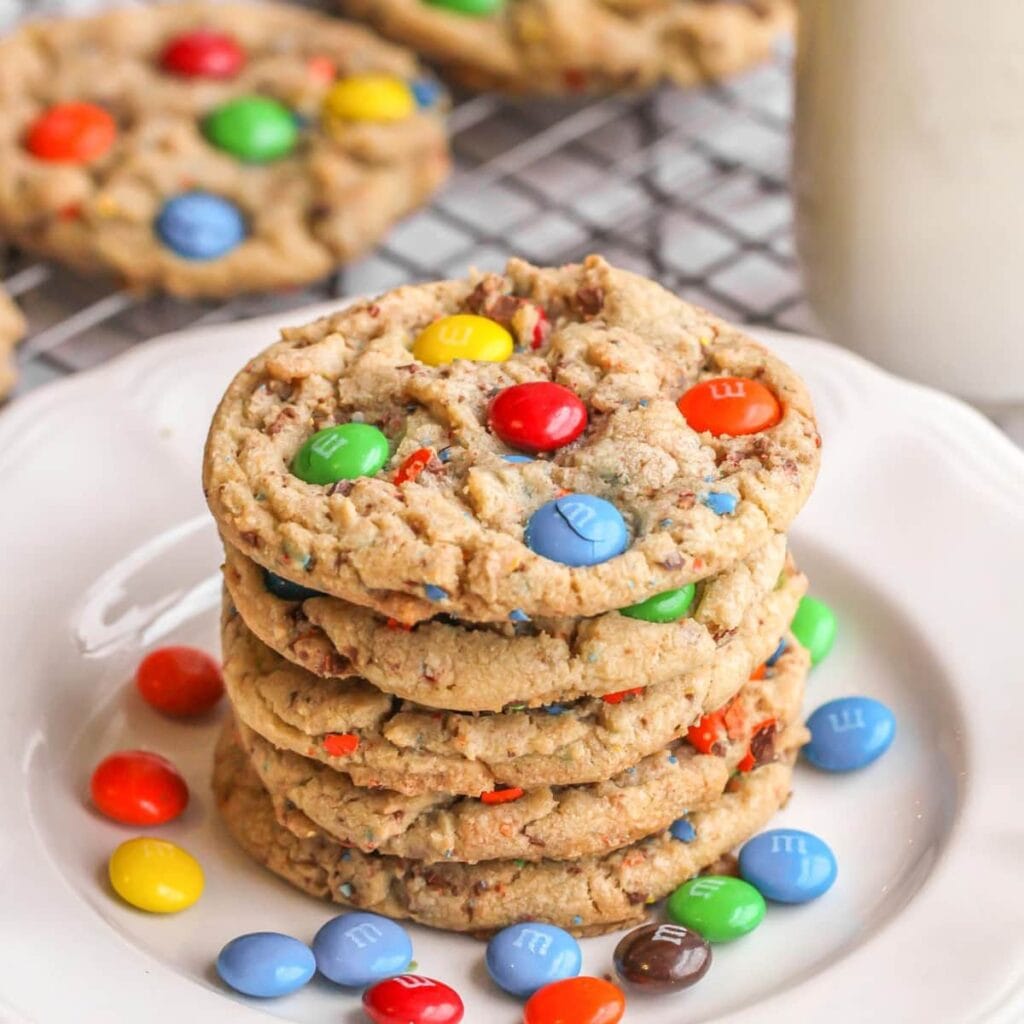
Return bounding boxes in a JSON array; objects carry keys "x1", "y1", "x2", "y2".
[{"x1": 793, "y1": 0, "x2": 1024, "y2": 407}]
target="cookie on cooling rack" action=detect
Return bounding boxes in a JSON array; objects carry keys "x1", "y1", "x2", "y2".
[
  {"x1": 340, "y1": 0, "x2": 794, "y2": 94},
  {"x1": 0, "y1": 3, "x2": 449, "y2": 297},
  {"x1": 0, "y1": 284, "x2": 26, "y2": 400}
]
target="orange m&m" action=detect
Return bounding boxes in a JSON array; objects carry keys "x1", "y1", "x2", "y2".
[
  {"x1": 26, "y1": 102, "x2": 116, "y2": 163},
  {"x1": 524, "y1": 976, "x2": 625, "y2": 1024},
  {"x1": 677, "y1": 376, "x2": 781, "y2": 436}
]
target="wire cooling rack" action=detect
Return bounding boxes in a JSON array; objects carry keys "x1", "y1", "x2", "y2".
[{"x1": 4, "y1": 20, "x2": 816, "y2": 397}]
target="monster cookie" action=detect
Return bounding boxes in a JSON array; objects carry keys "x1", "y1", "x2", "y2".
[
  {"x1": 236, "y1": 637, "x2": 808, "y2": 863},
  {"x1": 0, "y1": 284, "x2": 26, "y2": 399},
  {"x1": 214, "y1": 723, "x2": 796, "y2": 936},
  {"x1": 341, "y1": 0, "x2": 794, "y2": 95},
  {"x1": 0, "y1": 3, "x2": 449, "y2": 297},
  {"x1": 221, "y1": 567, "x2": 804, "y2": 796},
  {"x1": 223, "y1": 534, "x2": 788, "y2": 710},
  {"x1": 204, "y1": 256, "x2": 820, "y2": 620}
]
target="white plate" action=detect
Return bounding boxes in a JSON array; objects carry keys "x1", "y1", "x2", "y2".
[{"x1": 1, "y1": 308, "x2": 1022, "y2": 1024}]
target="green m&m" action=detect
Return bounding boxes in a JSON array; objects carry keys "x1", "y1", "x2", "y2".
[
  {"x1": 790, "y1": 594, "x2": 837, "y2": 665},
  {"x1": 667, "y1": 876, "x2": 765, "y2": 943},
  {"x1": 203, "y1": 96, "x2": 298, "y2": 162},
  {"x1": 423, "y1": 0, "x2": 504, "y2": 14},
  {"x1": 620, "y1": 583, "x2": 695, "y2": 623},
  {"x1": 291, "y1": 423, "x2": 389, "y2": 485}
]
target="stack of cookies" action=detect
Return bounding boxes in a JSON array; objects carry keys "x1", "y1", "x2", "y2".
[{"x1": 203, "y1": 255, "x2": 821, "y2": 936}]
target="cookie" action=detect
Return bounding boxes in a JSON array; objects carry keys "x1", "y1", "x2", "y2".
[
  {"x1": 236, "y1": 635, "x2": 808, "y2": 863},
  {"x1": 0, "y1": 3, "x2": 449, "y2": 297},
  {"x1": 221, "y1": 565, "x2": 804, "y2": 796},
  {"x1": 340, "y1": 0, "x2": 794, "y2": 95},
  {"x1": 204, "y1": 256, "x2": 820, "y2": 620},
  {"x1": 0, "y1": 285, "x2": 26, "y2": 399},
  {"x1": 222, "y1": 533, "x2": 788, "y2": 711},
  {"x1": 214, "y1": 722, "x2": 795, "y2": 936}
]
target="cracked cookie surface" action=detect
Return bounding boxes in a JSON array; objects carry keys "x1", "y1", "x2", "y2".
[
  {"x1": 215, "y1": 722, "x2": 795, "y2": 936},
  {"x1": 223, "y1": 534, "x2": 788, "y2": 710},
  {"x1": 204, "y1": 256, "x2": 820, "y2": 620},
  {"x1": 237, "y1": 636, "x2": 808, "y2": 863},
  {"x1": 341, "y1": 0, "x2": 794, "y2": 95},
  {"x1": 0, "y1": 2, "x2": 449, "y2": 297},
  {"x1": 221, "y1": 565, "x2": 804, "y2": 796}
]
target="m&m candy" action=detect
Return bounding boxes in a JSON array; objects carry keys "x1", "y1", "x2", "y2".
[
  {"x1": 108, "y1": 837, "x2": 204, "y2": 913},
  {"x1": 26, "y1": 102, "x2": 116, "y2": 163},
  {"x1": 291, "y1": 422, "x2": 389, "y2": 485},
  {"x1": 313, "y1": 911, "x2": 412, "y2": 988},
  {"x1": 203, "y1": 96, "x2": 298, "y2": 162},
  {"x1": 322, "y1": 75, "x2": 416, "y2": 124},
  {"x1": 525, "y1": 494, "x2": 627, "y2": 567},
  {"x1": 90, "y1": 750, "x2": 189, "y2": 826},
  {"x1": 523, "y1": 977, "x2": 625, "y2": 1024},
  {"x1": 804, "y1": 696, "x2": 895, "y2": 772},
  {"x1": 667, "y1": 875, "x2": 765, "y2": 942},
  {"x1": 613, "y1": 922, "x2": 711, "y2": 992},
  {"x1": 412, "y1": 314, "x2": 513, "y2": 366},
  {"x1": 262, "y1": 568, "x2": 323, "y2": 602},
  {"x1": 424, "y1": 0, "x2": 503, "y2": 12},
  {"x1": 155, "y1": 192, "x2": 246, "y2": 261},
  {"x1": 485, "y1": 922, "x2": 582, "y2": 998},
  {"x1": 620, "y1": 583, "x2": 695, "y2": 622},
  {"x1": 135, "y1": 645, "x2": 223, "y2": 717},
  {"x1": 739, "y1": 829, "x2": 837, "y2": 904},
  {"x1": 216, "y1": 932, "x2": 315, "y2": 998},
  {"x1": 160, "y1": 30, "x2": 245, "y2": 78},
  {"x1": 362, "y1": 974, "x2": 463, "y2": 1024},
  {"x1": 677, "y1": 376, "x2": 781, "y2": 436},
  {"x1": 488, "y1": 381, "x2": 588, "y2": 453},
  {"x1": 790, "y1": 595, "x2": 837, "y2": 665}
]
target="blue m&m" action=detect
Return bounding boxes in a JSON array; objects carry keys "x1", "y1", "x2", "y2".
[
  {"x1": 216, "y1": 932, "x2": 315, "y2": 998},
  {"x1": 739, "y1": 829, "x2": 837, "y2": 904},
  {"x1": 156, "y1": 192, "x2": 245, "y2": 260},
  {"x1": 312, "y1": 911, "x2": 412, "y2": 988},
  {"x1": 525, "y1": 494, "x2": 627, "y2": 567},
  {"x1": 804, "y1": 696, "x2": 895, "y2": 772},
  {"x1": 486, "y1": 922, "x2": 582, "y2": 998},
  {"x1": 262, "y1": 568, "x2": 323, "y2": 602}
]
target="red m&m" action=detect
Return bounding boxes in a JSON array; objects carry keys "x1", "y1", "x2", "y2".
[
  {"x1": 488, "y1": 381, "x2": 587, "y2": 453},
  {"x1": 91, "y1": 750, "x2": 189, "y2": 826},
  {"x1": 135, "y1": 645, "x2": 224, "y2": 717},
  {"x1": 362, "y1": 974, "x2": 464, "y2": 1024},
  {"x1": 677, "y1": 377, "x2": 781, "y2": 436},
  {"x1": 160, "y1": 30, "x2": 245, "y2": 79},
  {"x1": 26, "y1": 102, "x2": 116, "y2": 163}
]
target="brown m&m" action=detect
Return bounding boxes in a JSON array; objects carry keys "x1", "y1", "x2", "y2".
[{"x1": 612, "y1": 922, "x2": 712, "y2": 992}]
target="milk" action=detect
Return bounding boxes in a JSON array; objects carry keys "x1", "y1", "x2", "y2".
[{"x1": 794, "y1": 0, "x2": 1024, "y2": 404}]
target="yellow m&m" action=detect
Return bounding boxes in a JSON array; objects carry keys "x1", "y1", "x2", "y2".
[
  {"x1": 108, "y1": 837, "x2": 204, "y2": 913},
  {"x1": 323, "y1": 74, "x2": 415, "y2": 124},
  {"x1": 413, "y1": 314, "x2": 514, "y2": 366}
]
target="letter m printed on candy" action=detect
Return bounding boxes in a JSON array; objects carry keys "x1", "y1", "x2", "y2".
[
  {"x1": 687, "y1": 877, "x2": 726, "y2": 899},
  {"x1": 709, "y1": 380, "x2": 747, "y2": 400},
  {"x1": 512, "y1": 928, "x2": 554, "y2": 956},
  {"x1": 652, "y1": 924, "x2": 691, "y2": 946},
  {"x1": 392, "y1": 975, "x2": 437, "y2": 989},
  {"x1": 828, "y1": 707, "x2": 867, "y2": 733},
  {"x1": 345, "y1": 922, "x2": 384, "y2": 949},
  {"x1": 770, "y1": 833, "x2": 809, "y2": 855}
]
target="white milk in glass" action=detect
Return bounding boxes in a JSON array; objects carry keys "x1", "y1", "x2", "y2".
[{"x1": 794, "y1": 0, "x2": 1024, "y2": 404}]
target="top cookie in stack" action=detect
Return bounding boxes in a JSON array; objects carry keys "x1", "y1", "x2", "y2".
[{"x1": 203, "y1": 255, "x2": 821, "y2": 935}]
